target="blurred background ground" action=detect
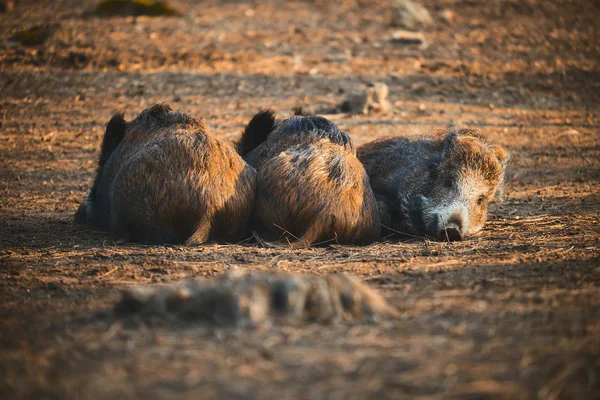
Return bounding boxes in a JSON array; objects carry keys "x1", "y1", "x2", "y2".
[{"x1": 0, "y1": 0, "x2": 599, "y2": 398}]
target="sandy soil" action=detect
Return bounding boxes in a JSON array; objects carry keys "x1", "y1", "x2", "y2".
[{"x1": 1, "y1": 0, "x2": 599, "y2": 398}]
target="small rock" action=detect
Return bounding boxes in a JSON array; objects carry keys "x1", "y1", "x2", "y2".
[
  {"x1": 341, "y1": 90, "x2": 369, "y2": 114},
  {"x1": 340, "y1": 83, "x2": 392, "y2": 114},
  {"x1": 114, "y1": 271, "x2": 400, "y2": 326},
  {"x1": 438, "y1": 9, "x2": 454, "y2": 24},
  {"x1": 391, "y1": 0, "x2": 433, "y2": 31},
  {"x1": 368, "y1": 83, "x2": 393, "y2": 113}
]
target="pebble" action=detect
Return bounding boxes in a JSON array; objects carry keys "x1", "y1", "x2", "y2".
[
  {"x1": 340, "y1": 83, "x2": 393, "y2": 114},
  {"x1": 438, "y1": 9, "x2": 454, "y2": 24},
  {"x1": 391, "y1": 0, "x2": 433, "y2": 31}
]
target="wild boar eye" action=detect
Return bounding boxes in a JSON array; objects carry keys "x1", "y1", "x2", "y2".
[
  {"x1": 443, "y1": 179, "x2": 453, "y2": 188},
  {"x1": 477, "y1": 195, "x2": 486, "y2": 206}
]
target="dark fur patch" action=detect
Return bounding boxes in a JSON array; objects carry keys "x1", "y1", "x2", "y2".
[
  {"x1": 131, "y1": 102, "x2": 203, "y2": 131},
  {"x1": 277, "y1": 116, "x2": 354, "y2": 151},
  {"x1": 98, "y1": 111, "x2": 126, "y2": 167},
  {"x1": 237, "y1": 109, "x2": 276, "y2": 156},
  {"x1": 328, "y1": 155, "x2": 347, "y2": 184}
]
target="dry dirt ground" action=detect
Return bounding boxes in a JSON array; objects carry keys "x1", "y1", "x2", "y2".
[{"x1": 1, "y1": 0, "x2": 599, "y2": 399}]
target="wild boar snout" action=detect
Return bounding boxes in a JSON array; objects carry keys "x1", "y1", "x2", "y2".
[{"x1": 436, "y1": 214, "x2": 464, "y2": 242}]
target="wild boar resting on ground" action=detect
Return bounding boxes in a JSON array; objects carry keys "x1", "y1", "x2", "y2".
[
  {"x1": 358, "y1": 128, "x2": 509, "y2": 241},
  {"x1": 75, "y1": 103, "x2": 256, "y2": 245},
  {"x1": 237, "y1": 110, "x2": 380, "y2": 247}
]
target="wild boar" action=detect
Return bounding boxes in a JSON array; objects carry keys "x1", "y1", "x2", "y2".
[
  {"x1": 357, "y1": 128, "x2": 509, "y2": 241},
  {"x1": 237, "y1": 110, "x2": 380, "y2": 247},
  {"x1": 75, "y1": 103, "x2": 256, "y2": 245}
]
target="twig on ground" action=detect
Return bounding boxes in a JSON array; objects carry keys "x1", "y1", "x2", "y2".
[{"x1": 100, "y1": 266, "x2": 118, "y2": 278}]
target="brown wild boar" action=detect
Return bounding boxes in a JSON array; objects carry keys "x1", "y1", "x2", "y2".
[
  {"x1": 115, "y1": 270, "x2": 400, "y2": 325},
  {"x1": 237, "y1": 110, "x2": 380, "y2": 246},
  {"x1": 358, "y1": 128, "x2": 508, "y2": 241},
  {"x1": 75, "y1": 103, "x2": 256, "y2": 245}
]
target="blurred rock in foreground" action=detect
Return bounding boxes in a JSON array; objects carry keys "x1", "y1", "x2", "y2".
[{"x1": 115, "y1": 270, "x2": 399, "y2": 326}]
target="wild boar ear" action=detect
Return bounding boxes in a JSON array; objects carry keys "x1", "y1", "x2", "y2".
[
  {"x1": 99, "y1": 111, "x2": 127, "y2": 167},
  {"x1": 237, "y1": 109, "x2": 276, "y2": 156},
  {"x1": 491, "y1": 144, "x2": 509, "y2": 200},
  {"x1": 441, "y1": 130, "x2": 459, "y2": 159},
  {"x1": 491, "y1": 144, "x2": 510, "y2": 168},
  {"x1": 442, "y1": 128, "x2": 489, "y2": 160}
]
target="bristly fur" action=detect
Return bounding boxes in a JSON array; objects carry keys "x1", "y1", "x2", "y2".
[
  {"x1": 237, "y1": 109, "x2": 276, "y2": 157},
  {"x1": 131, "y1": 102, "x2": 204, "y2": 130},
  {"x1": 241, "y1": 112, "x2": 380, "y2": 247},
  {"x1": 357, "y1": 128, "x2": 509, "y2": 241},
  {"x1": 98, "y1": 111, "x2": 126, "y2": 167},
  {"x1": 277, "y1": 116, "x2": 354, "y2": 152},
  {"x1": 75, "y1": 103, "x2": 256, "y2": 245}
]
